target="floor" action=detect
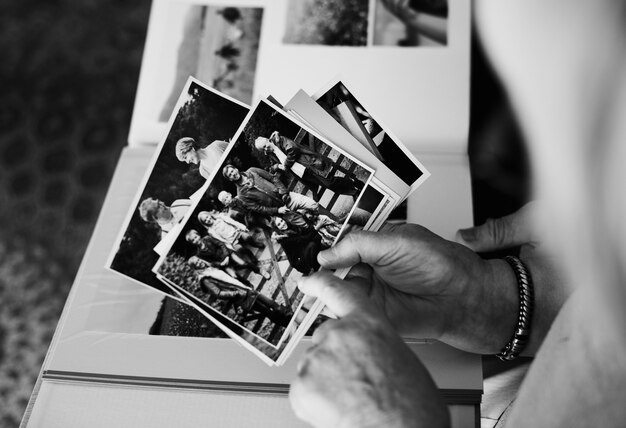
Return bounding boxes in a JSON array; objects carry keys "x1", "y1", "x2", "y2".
[
  {"x1": 0, "y1": 2, "x2": 530, "y2": 426},
  {"x1": 0, "y1": 1, "x2": 152, "y2": 425}
]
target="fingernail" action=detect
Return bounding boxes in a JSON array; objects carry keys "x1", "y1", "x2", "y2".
[
  {"x1": 317, "y1": 250, "x2": 330, "y2": 266},
  {"x1": 457, "y1": 228, "x2": 476, "y2": 242},
  {"x1": 297, "y1": 277, "x2": 308, "y2": 292}
]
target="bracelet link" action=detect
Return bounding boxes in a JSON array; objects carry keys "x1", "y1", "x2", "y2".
[{"x1": 496, "y1": 256, "x2": 534, "y2": 361}]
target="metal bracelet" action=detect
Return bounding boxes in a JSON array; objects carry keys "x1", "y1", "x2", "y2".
[{"x1": 496, "y1": 256, "x2": 534, "y2": 361}]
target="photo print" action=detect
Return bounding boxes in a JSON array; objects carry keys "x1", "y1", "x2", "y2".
[
  {"x1": 154, "y1": 99, "x2": 374, "y2": 348},
  {"x1": 315, "y1": 80, "x2": 426, "y2": 192},
  {"x1": 283, "y1": 0, "x2": 369, "y2": 46},
  {"x1": 108, "y1": 79, "x2": 249, "y2": 298},
  {"x1": 373, "y1": 0, "x2": 448, "y2": 46},
  {"x1": 282, "y1": 0, "x2": 448, "y2": 47},
  {"x1": 157, "y1": 2, "x2": 264, "y2": 122}
]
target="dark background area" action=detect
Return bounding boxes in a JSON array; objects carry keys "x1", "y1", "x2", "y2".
[{"x1": 0, "y1": 1, "x2": 529, "y2": 426}]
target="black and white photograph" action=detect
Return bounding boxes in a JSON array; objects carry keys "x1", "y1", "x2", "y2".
[
  {"x1": 282, "y1": 0, "x2": 369, "y2": 46},
  {"x1": 154, "y1": 99, "x2": 374, "y2": 347},
  {"x1": 374, "y1": 0, "x2": 448, "y2": 46},
  {"x1": 158, "y1": 4, "x2": 264, "y2": 120},
  {"x1": 282, "y1": 0, "x2": 448, "y2": 47},
  {"x1": 315, "y1": 80, "x2": 426, "y2": 191},
  {"x1": 129, "y1": 0, "x2": 264, "y2": 144},
  {"x1": 108, "y1": 79, "x2": 249, "y2": 297}
]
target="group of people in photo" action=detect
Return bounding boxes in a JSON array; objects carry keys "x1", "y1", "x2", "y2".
[{"x1": 140, "y1": 127, "x2": 364, "y2": 332}]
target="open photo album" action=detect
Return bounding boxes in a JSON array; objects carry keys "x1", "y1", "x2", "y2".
[
  {"x1": 23, "y1": 4, "x2": 488, "y2": 425},
  {"x1": 107, "y1": 77, "x2": 428, "y2": 365},
  {"x1": 41, "y1": 0, "x2": 475, "y2": 387},
  {"x1": 93, "y1": 0, "x2": 473, "y2": 369}
]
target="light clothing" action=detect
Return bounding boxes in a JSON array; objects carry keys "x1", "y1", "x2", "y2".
[
  {"x1": 287, "y1": 192, "x2": 319, "y2": 212},
  {"x1": 207, "y1": 214, "x2": 248, "y2": 248},
  {"x1": 198, "y1": 140, "x2": 229, "y2": 179}
]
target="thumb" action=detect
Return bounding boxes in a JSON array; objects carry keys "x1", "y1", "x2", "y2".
[
  {"x1": 317, "y1": 230, "x2": 385, "y2": 269},
  {"x1": 455, "y1": 202, "x2": 536, "y2": 252},
  {"x1": 298, "y1": 270, "x2": 370, "y2": 318}
]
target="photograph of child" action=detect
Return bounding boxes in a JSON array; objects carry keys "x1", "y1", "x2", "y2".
[
  {"x1": 108, "y1": 79, "x2": 249, "y2": 297},
  {"x1": 155, "y1": 99, "x2": 373, "y2": 347}
]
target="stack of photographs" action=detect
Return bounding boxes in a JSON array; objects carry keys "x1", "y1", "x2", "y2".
[{"x1": 107, "y1": 77, "x2": 429, "y2": 366}]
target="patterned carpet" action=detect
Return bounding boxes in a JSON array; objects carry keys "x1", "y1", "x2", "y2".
[{"x1": 0, "y1": 1, "x2": 151, "y2": 425}]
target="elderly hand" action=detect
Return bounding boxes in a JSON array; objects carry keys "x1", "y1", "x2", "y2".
[
  {"x1": 290, "y1": 271, "x2": 449, "y2": 428},
  {"x1": 455, "y1": 202, "x2": 569, "y2": 354},
  {"x1": 317, "y1": 223, "x2": 520, "y2": 354}
]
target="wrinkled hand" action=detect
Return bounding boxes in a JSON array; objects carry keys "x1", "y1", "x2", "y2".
[
  {"x1": 455, "y1": 201, "x2": 568, "y2": 354},
  {"x1": 456, "y1": 201, "x2": 537, "y2": 252},
  {"x1": 290, "y1": 271, "x2": 449, "y2": 428},
  {"x1": 317, "y1": 223, "x2": 519, "y2": 354}
]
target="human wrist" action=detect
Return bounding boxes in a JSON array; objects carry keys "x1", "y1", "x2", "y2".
[
  {"x1": 437, "y1": 255, "x2": 519, "y2": 355},
  {"x1": 471, "y1": 258, "x2": 520, "y2": 354},
  {"x1": 496, "y1": 256, "x2": 534, "y2": 360}
]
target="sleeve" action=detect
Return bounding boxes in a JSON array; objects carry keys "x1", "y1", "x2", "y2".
[
  {"x1": 208, "y1": 229, "x2": 230, "y2": 246},
  {"x1": 221, "y1": 214, "x2": 247, "y2": 231},
  {"x1": 249, "y1": 167, "x2": 274, "y2": 181},
  {"x1": 199, "y1": 277, "x2": 223, "y2": 297},
  {"x1": 316, "y1": 215, "x2": 334, "y2": 228},
  {"x1": 282, "y1": 138, "x2": 299, "y2": 170},
  {"x1": 272, "y1": 174, "x2": 287, "y2": 196},
  {"x1": 249, "y1": 167, "x2": 287, "y2": 194},
  {"x1": 239, "y1": 192, "x2": 281, "y2": 216},
  {"x1": 217, "y1": 288, "x2": 241, "y2": 299}
]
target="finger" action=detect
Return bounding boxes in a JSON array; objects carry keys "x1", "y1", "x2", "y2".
[
  {"x1": 343, "y1": 263, "x2": 372, "y2": 282},
  {"x1": 317, "y1": 230, "x2": 388, "y2": 269},
  {"x1": 298, "y1": 271, "x2": 370, "y2": 318},
  {"x1": 311, "y1": 318, "x2": 340, "y2": 345},
  {"x1": 290, "y1": 375, "x2": 335, "y2": 428},
  {"x1": 378, "y1": 221, "x2": 400, "y2": 233},
  {"x1": 455, "y1": 202, "x2": 536, "y2": 252}
]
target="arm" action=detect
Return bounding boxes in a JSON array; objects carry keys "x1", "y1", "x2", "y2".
[
  {"x1": 200, "y1": 278, "x2": 228, "y2": 298},
  {"x1": 239, "y1": 193, "x2": 282, "y2": 216},
  {"x1": 221, "y1": 214, "x2": 248, "y2": 231},
  {"x1": 380, "y1": 0, "x2": 448, "y2": 45},
  {"x1": 207, "y1": 229, "x2": 234, "y2": 250},
  {"x1": 217, "y1": 288, "x2": 244, "y2": 299},
  {"x1": 249, "y1": 167, "x2": 288, "y2": 195},
  {"x1": 281, "y1": 138, "x2": 299, "y2": 170},
  {"x1": 314, "y1": 215, "x2": 336, "y2": 231}
]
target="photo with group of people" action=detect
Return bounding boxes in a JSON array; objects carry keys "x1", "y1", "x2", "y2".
[{"x1": 154, "y1": 99, "x2": 374, "y2": 346}]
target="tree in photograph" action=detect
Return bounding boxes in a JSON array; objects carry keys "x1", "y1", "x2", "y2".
[{"x1": 285, "y1": 0, "x2": 368, "y2": 46}]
